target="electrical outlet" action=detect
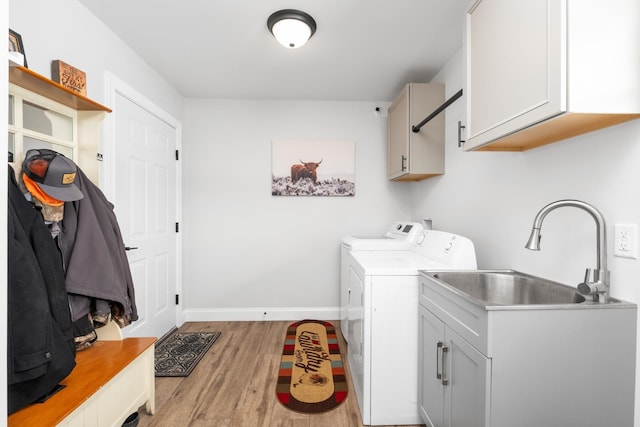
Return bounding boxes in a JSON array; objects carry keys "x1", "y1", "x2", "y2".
[{"x1": 614, "y1": 224, "x2": 638, "y2": 259}]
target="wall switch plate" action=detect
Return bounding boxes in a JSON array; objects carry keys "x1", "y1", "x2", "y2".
[{"x1": 614, "y1": 224, "x2": 638, "y2": 259}]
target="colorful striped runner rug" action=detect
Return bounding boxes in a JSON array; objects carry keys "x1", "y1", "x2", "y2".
[{"x1": 276, "y1": 320, "x2": 348, "y2": 413}]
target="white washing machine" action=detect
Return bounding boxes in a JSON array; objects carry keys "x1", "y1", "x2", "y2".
[
  {"x1": 347, "y1": 230, "x2": 477, "y2": 426},
  {"x1": 340, "y1": 221, "x2": 424, "y2": 341}
]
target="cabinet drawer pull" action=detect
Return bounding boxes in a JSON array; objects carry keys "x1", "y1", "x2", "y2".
[{"x1": 401, "y1": 155, "x2": 407, "y2": 171}]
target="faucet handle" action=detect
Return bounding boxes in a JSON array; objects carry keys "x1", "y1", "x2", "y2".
[
  {"x1": 577, "y1": 281, "x2": 598, "y2": 297},
  {"x1": 582, "y1": 268, "x2": 597, "y2": 285},
  {"x1": 577, "y1": 268, "x2": 610, "y2": 302}
]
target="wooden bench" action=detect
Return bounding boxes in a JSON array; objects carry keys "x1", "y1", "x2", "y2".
[{"x1": 8, "y1": 327, "x2": 156, "y2": 427}]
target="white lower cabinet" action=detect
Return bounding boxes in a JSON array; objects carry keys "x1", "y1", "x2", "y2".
[
  {"x1": 419, "y1": 305, "x2": 490, "y2": 427},
  {"x1": 418, "y1": 273, "x2": 636, "y2": 427}
]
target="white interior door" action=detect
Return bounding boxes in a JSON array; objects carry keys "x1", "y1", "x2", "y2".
[{"x1": 112, "y1": 90, "x2": 179, "y2": 339}]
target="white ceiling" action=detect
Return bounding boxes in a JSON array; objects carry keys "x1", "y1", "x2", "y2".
[{"x1": 78, "y1": 0, "x2": 468, "y2": 102}]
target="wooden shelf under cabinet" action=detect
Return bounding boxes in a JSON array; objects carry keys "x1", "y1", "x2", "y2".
[
  {"x1": 473, "y1": 112, "x2": 640, "y2": 151},
  {"x1": 9, "y1": 66, "x2": 111, "y2": 112}
]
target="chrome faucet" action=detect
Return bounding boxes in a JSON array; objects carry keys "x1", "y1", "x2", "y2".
[{"x1": 525, "y1": 199, "x2": 610, "y2": 303}]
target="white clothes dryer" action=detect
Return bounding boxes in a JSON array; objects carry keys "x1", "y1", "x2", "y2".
[
  {"x1": 340, "y1": 221, "x2": 424, "y2": 340},
  {"x1": 347, "y1": 230, "x2": 477, "y2": 426}
]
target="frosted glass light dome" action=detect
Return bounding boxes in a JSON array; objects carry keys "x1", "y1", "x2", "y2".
[{"x1": 267, "y1": 10, "x2": 317, "y2": 49}]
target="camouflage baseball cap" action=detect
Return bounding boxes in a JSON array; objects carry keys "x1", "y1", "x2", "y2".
[{"x1": 22, "y1": 149, "x2": 84, "y2": 202}]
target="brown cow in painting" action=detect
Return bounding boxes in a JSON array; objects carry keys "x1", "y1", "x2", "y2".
[{"x1": 291, "y1": 159, "x2": 322, "y2": 184}]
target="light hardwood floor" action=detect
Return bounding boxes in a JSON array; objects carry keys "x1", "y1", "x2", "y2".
[{"x1": 138, "y1": 321, "x2": 425, "y2": 427}]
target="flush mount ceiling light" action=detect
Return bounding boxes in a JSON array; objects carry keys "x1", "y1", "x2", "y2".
[{"x1": 267, "y1": 9, "x2": 317, "y2": 49}]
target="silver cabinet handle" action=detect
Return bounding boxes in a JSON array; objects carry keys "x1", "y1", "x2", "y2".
[
  {"x1": 401, "y1": 155, "x2": 407, "y2": 171},
  {"x1": 436, "y1": 341, "x2": 449, "y2": 386},
  {"x1": 441, "y1": 345, "x2": 449, "y2": 386},
  {"x1": 436, "y1": 342, "x2": 443, "y2": 380}
]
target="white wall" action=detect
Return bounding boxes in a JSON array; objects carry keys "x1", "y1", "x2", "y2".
[
  {"x1": 181, "y1": 99, "x2": 412, "y2": 320},
  {"x1": 413, "y1": 49, "x2": 640, "y2": 423},
  {"x1": 415, "y1": 49, "x2": 640, "y2": 302},
  {"x1": 9, "y1": 0, "x2": 183, "y2": 121}
]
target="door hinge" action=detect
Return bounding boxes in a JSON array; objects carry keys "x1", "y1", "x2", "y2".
[
  {"x1": 175, "y1": 149, "x2": 180, "y2": 160},
  {"x1": 175, "y1": 294, "x2": 180, "y2": 305},
  {"x1": 175, "y1": 222, "x2": 179, "y2": 233}
]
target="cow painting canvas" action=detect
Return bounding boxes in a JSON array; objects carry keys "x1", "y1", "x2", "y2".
[{"x1": 272, "y1": 140, "x2": 355, "y2": 196}]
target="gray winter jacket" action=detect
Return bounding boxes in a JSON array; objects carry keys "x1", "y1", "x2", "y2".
[{"x1": 59, "y1": 167, "x2": 138, "y2": 326}]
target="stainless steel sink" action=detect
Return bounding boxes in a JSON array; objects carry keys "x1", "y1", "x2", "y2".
[{"x1": 426, "y1": 270, "x2": 586, "y2": 306}]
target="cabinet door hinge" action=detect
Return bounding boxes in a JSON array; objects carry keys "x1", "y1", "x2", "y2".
[
  {"x1": 175, "y1": 222, "x2": 180, "y2": 233},
  {"x1": 175, "y1": 149, "x2": 180, "y2": 160},
  {"x1": 175, "y1": 294, "x2": 180, "y2": 305}
]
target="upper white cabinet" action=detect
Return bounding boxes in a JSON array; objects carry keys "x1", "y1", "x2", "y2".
[
  {"x1": 8, "y1": 66, "x2": 111, "y2": 183},
  {"x1": 388, "y1": 83, "x2": 445, "y2": 180},
  {"x1": 464, "y1": 0, "x2": 640, "y2": 151}
]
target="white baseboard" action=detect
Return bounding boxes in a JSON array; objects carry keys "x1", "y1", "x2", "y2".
[{"x1": 182, "y1": 307, "x2": 340, "y2": 322}]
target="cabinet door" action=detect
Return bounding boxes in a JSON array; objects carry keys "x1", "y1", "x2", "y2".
[
  {"x1": 466, "y1": 0, "x2": 565, "y2": 149},
  {"x1": 387, "y1": 85, "x2": 410, "y2": 179},
  {"x1": 419, "y1": 306, "x2": 446, "y2": 427},
  {"x1": 420, "y1": 306, "x2": 491, "y2": 427},
  {"x1": 445, "y1": 328, "x2": 491, "y2": 427},
  {"x1": 8, "y1": 87, "x2": 78, "y2": 169}
]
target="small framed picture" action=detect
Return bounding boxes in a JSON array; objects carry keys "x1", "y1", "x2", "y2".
[{"x1": 9, "y1": 29, "x2": 27, "y2": 68}]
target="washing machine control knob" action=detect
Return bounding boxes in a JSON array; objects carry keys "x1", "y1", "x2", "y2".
[
  {"x1": 417, "y1": 232, "x2": 426, "y2": 246},
  {"x1": 445, "y1": 240, "x2": 455, "y2": 252}
]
